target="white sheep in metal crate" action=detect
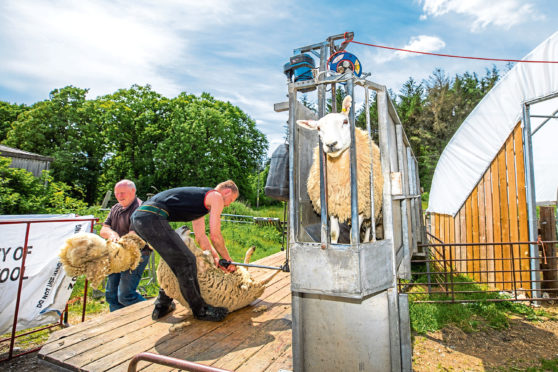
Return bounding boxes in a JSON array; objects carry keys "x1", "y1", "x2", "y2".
[{"x1": 297, "y1": 95, "x2": 383, "y2": 243}]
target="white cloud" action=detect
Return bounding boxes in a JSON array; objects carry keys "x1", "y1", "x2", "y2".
[
  {"x1": 0, "y1": 1, "x2": 192, "y2": 98},
  {"x1": 369, "y1": 35, "x2": 445, "y2": 64},
  {"x1": 419, "y1": 0, "x2": 540, "y2": 31},
  {"x1": 0, "y1": 0, "x2": 289, "y2": 99},
  {"x1": 395, "y1": 35, "x2": 446, "y2": 59},
  {"x1": 0, "y1": 0, "x2": 295, "y2": 154}
]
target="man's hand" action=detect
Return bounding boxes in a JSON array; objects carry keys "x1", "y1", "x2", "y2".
[
  {"x1": 226, "y1": 263, "x2": 236, "y2": 273},
  {"x1": 107, "y1": 231, "x2": 119, "y2": 242},
  {"x1": 100, "y1": 225, "x2": 120, "y2": 242},
  {"x1": 218, "y1": 259, "x2": 237, "y2": 273},
  {"x1": 208, "y1": 248, "x2": 228, "y2": 272}
]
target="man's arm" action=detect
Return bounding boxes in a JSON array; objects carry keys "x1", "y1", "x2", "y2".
[
  {"x1": 192, "y1": 217, "x2": 220, "y2": 264},
  {"x1": 205, "y1": 191, "x2": 236, "y2": 272}
]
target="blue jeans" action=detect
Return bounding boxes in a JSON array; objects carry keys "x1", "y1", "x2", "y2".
[{"x1": 105, "y1": 252, "x2": 150, "y2": 312}]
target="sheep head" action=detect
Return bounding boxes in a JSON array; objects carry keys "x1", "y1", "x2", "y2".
[{"x1": 296, "y1": 95, "x2": 353, "y2": 158}]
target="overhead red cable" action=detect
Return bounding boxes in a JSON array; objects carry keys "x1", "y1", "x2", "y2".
[{"x1": 346, "y1": 37, "x2": 558, "y2": 64}]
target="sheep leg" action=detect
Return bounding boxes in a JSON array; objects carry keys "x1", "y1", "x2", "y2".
[
  {"x1": 244, "y1": 246, "x2": 256, "y2": 264},
  {"x1": 260, "y1": 270, "x2": 281, "y2": 286},
  {"x1": 359, "y1": 214, "x2": 371, "y2": 243},
  {"x1": 363, "y1": 227, "x2": 371, "y2": 243},
  {"x1": 330, "y1": 216, "x2": 340, "y2": 243}
]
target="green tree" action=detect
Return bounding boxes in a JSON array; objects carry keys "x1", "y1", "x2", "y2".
[
  {"x1": 0, "y1": 157, "x2": 88, "y2": 214},
  {"x1": 154, "y1": 92, "x2": 268, "y2": 198},
  {"x1": 395, "y1": 77, "x2": 437, "y2": 189},
  {"x1": 96, "y1": 85, "x2": 170, "y2": 196},
  {"x1": 0, "y1": 101, "x2": 28, "y2": 142},
  {"x1": 4, "y1": 87, "x2": 105, "y2": 204}
]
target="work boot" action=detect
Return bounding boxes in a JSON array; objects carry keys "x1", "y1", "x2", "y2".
[
  {"x1": 152, "y1": 301, "x2": 176, "y2": 320},
  {"x1": 194, "y1": 305, "x2": 228, "y2": 322}
]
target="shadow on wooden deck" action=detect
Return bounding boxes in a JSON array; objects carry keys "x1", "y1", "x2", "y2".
[{"x1": 38, "y1": 252, "x2": 292, "y2": 372}]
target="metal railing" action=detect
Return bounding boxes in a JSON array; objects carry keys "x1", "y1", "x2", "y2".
[
  {"x1": 400, "y1": 239, "x2": 558, "y2": 304},
  {"x1": 0, "y1": 217, "x2": 98, "y2": 362},
  {"x1": 220, "y1": 212, "x2": 290, "y2": 272},
  {"x1": 128, "y1": 352, "x2": 232, "y2": 372}
]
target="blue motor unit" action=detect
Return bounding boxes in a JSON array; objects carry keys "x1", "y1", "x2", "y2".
[
  {"x1": 328, "y1": 51, "x2": 362, "y2": 77},
  {"x1": 284, "y1": 53, "x2": 315, "y2": 83}
]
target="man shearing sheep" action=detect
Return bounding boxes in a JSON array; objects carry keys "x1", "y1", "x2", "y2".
[
  {"x1": 131, "y1": 180, "x2": 239, "y2": 322},
  {"x1": 100, "y1": 179, "x2": 152, "y2": 312}
]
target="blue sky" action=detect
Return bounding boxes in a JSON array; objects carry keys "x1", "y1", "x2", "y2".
[{"x1": 1, "y1": 0, "x2": 557, "y2": 156}]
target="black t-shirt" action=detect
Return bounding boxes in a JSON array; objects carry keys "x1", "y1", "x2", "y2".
[
  {"x1": 145, "y1": 187, "x2": 214, "y2": 222},
  {"x1": 104, "y1": 197, "x2": 141, "y2": 236}
]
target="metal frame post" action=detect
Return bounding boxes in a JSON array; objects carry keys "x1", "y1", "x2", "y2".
[
  {"x1": 9, "y1": 222, "x2": 31, "y2": 359},
  {"x1": 288, "y1": 83, "x2": 297, "y2": 244},
  {"x1": 396, "y1": 125, "x2": 411, "y2": 279},
  {"x1": 347, "y1": 77, "x2": 359, "y2": 244},
  {"x1": 377, "y1": 89, "x2": 394, "y2": 242},
  {"x1": 522, "y1": 102, "x2": 541, "y2": 299},
  {"x1": 318, "y1": 43, "x2": 330, "y2": 247},
  {"x1": 364, "y1": 86, "x2": 377, "y2": 242}
]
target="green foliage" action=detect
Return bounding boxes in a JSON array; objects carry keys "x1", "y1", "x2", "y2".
[
  {"x1": 395, "y1": 67, "x2": 500, "y2": 191},
  {"x1": 219, "y1": 202, "x2": 284, "y2": 262},
  {"x1": 534, "y1": 358, "x2": 558, "y2": 372},
  {"x1": 152, "y1": 92, "x2": 267, "y2": 198},
  {"x1": 0, "y1": 100, "x2": 28, "y2": 142},
  {"x1": 3, "y1": 87, "x2": 105, "y2": 204},
  {"x1": 2, "y1": 85, "x2": 268, "y2": 207},
  {"x1": 0, "y1": 157, "x2": 89, "y2": 214},
  {"x1": 492, "y1": 358, "x2": 558, "y2": 371},
  {"x1": 97, "y1": 85, "x2": 170, "y2": 195},
  {"x1": 242, "y1": 162, "x2": 281, "y2": 208},
  {"x1": 410, "y1": 302, "x2": 478, "y2": 334}
]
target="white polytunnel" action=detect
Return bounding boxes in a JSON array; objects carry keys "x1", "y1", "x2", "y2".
[{"x1": 427, "y1": 30, "x2": 558, "y2": 216}]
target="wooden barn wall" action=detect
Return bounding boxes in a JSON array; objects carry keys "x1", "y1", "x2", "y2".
[
  {"x1": 429, "y1": 123, "x2": 530, "y2": 291},
  {"x1": 8, "y1": 157, "x2": 51, "y2": 178}
]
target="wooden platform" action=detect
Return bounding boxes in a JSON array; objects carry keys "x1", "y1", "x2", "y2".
[{"x1": 39, "y1": 252, "x2": 293, "y2": 371}]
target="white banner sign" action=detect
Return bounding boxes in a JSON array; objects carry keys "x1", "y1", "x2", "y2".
[{"x1": 0, "y1": 215, "x2": 94, "y2": 334}]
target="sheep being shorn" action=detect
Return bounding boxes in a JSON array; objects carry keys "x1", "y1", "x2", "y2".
[
  {"x1": 157, "y1": 226, "x2": 279, "y2": 312},
  {"x1": 297, "y1": 95, "x2": 383, "y2": 243},
  {"x1": 59, "y1": 229, "x2": 279, "y2": 313}
]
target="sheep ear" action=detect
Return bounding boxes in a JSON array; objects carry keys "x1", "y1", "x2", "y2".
[
  {"x1": 342, "y1": 95, "x2": 352, "y2": 116},
  {"x1": 296, "y1": 119, "x2": 318, "y2": 130}
]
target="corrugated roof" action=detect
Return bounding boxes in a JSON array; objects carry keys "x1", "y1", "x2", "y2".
[{"x1": 0, "y1": 145, "x2": 55, "y2": 162}]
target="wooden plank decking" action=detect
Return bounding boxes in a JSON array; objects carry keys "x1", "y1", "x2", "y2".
[{"x1": 39, "y1": 252, "x2": 293, "y2": 372}]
